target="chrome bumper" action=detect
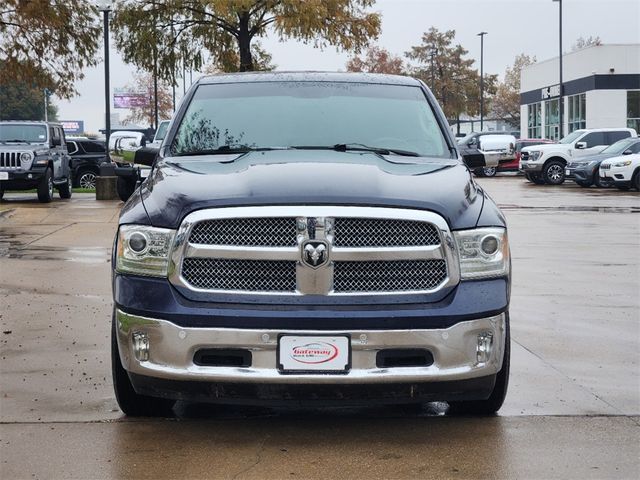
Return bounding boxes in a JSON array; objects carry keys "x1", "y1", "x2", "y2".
[{"x1": 116, "y1": 309, "x2": 506, "y2": 384}]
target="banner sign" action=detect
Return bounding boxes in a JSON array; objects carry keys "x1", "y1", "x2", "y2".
[
  {"x1": 114, "y1": 88, "x2": 148, "y2": 108},
  {"x1": 61, "y1": 120, "x2": 85, "y2": 134}
]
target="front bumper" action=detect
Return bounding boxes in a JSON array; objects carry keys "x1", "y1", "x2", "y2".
[
  {"x1": 519, "y1": 160, "x2": 543, "y2": 173},
  {"x1": 115, "y1": 309, "x2": 506, "y2": 402},
  {"x1": 565, "y1": 165, "x2": 595, "y2": 182},
  {"x1": 0, "y1": 168, "x2": 47, "y2": 189},
  {"x1": 601, "y1": 166, "x2": 632, "y2": 182}
]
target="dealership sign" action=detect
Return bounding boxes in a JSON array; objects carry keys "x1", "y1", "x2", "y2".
[
  {"x1": 114, "y1": 88, "x2": 149, "y2": 108},
  {"x1": 541, "y1": 84, "x2": 561, "y2": 100},
  {"x1": 61, "y1": 120, "x2": 85, "y2": 134}
]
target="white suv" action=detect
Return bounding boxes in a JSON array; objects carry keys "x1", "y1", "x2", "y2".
[
  {"x1": 519, "y1": 128, "x2": 638, "y2": 185},
  {"x1": 599, "y1": 153, "x2": 640, "y2": 191}
]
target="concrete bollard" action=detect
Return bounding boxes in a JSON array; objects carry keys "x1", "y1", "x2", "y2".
[{"x1": 95, "y1": 163, "x2": 119, "y2": 201}]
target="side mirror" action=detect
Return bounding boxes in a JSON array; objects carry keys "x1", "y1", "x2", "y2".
[
  {"x1": 622, "y1": 149, "x2": 633, "y2": 155},
  {"x1": 134, "y1": 147, "x2": 159, "y2": 167},
  {"x1": 575, "y1": 141, "x2": 587, "y2": 149}
]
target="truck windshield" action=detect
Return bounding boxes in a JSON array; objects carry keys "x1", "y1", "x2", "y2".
[
  {"x1": 170, "y1": 82, "x2": 451, "y2": 159},
  {"x1": 558, "y1": 130, "x2": 585, "y2": 144},
  {"x1": 0, "y1": 124, "x2": 47, "y2": 143}
]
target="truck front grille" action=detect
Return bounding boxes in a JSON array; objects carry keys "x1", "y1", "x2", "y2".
[
  {"x1": 182, "y1": 258, "x2": 297, "y2": 292},
  {"x1": 520, "y1": 151, "x2": 530, "y2": 161},
  {"x1": 189, "y1": 218, "x2": 297, "y2": 247},
  {"x1": 172, "y1": 207, "x2": 457, "y2": 297},
  {"x1": 333, "y1": 260, "x2": 447, "y2": 293},
  {"x1": 0, "y1": 152, "x2": 22, "y2": 169}
]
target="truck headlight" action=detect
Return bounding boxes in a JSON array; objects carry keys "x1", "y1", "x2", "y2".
[
  {"x1": 454, "y1": 228, "x2": 510, "y2": 279},
  {"x1": 613, "y1": 160, "x2": 632, "y2": 167},
  {"x1": 116, "y1": 225, "x2": 176, "y2": 277},
  {"x1": 20, "y1": 152, "x2": 33, "y2": 162},
  {"x1": 529, "y1": 151, "x2": 542, "y2": 161}
]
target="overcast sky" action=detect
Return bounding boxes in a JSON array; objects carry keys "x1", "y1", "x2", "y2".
[{"x1": 57, "y1": 0, "x2": 640, "y2": 133}]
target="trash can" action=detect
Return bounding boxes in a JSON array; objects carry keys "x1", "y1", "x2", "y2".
[{"x1": 96, "y1": 163, "x2": 118, "y2": 200}]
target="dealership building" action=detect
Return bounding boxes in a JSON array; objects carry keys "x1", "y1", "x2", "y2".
[{"x1": 520, "y1": 44, "x2": 640, "y2": 140}]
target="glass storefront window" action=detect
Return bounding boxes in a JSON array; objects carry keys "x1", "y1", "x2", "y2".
[
  {"x1": 527, "y1": 103, "x2": 541, "y2": 138},
  {"x1": 568, "y1": 94, "x2": 586, "y2": 133},
  {"x1": 627, "y1": 90, "x2": 640, "y2": 132},
  {"x1": 544, "y1": 99, "x2": 560, "y2": 140}
]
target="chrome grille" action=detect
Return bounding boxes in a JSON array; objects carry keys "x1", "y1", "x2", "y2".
[
  {"x1": 600, "y1": 163, "x2": 611, "y2": 170},
  {"x1": 334, "y1": 260, "x2": 447, "y2": 292},
  {"x1": 182, "y1": 258, "x2": 297, "y2": 292},
  {"x1": 171, "y1": 207, "x2": 458, "y2": 298},
  {"x1": 189, "y1": 218, "x2": 297, "y2": 247},
  {"x1": 333, "y1": 218, "x2": 440, "y2": 247},
  {"x1": 0, "y1": 152, "x2": 22, "y2": 169}
]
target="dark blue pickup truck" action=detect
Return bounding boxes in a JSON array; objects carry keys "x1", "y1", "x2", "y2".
[{"x1": 111, "y1": 72, "x2": 511, "y2": 416}]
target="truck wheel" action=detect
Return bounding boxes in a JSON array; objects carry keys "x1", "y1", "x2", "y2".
[
  {"x1": 116, "y1": 176, "x2": 137, "y2": 202},
  {"x1": 482, "y1": 167, "x2": 497, "y2": 177},
  {"x1": 111, "y1": 312, "x2": 175, "y2": 417},
  {"x1": 447, "y1": 313, "x2": 510, "y2": 415},
  {"x1": 543, "y1": 161, "x2": 565, "y2": 185},
  {"x1": 37, "y1": 168, "x2": 54, "y2": 203},
  {"x1": 77, "y1": 169, "x2": 98, "y2": 189},
  {"x1": 58, "y1": 175, "x2": 73, "y2": 199},
  {"x1": 633, "y1": 170, "x2": 640, "y2": 191},
  {"x1": 473, "y1": 168, "x2": 485, "y2": 177}
]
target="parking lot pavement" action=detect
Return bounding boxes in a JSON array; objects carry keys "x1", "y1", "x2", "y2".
[{"x1": 1, "y1": 182, "x2": 639, "y2": 479}]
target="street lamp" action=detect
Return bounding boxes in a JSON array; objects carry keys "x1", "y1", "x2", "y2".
[
  {"x1": 553, "y1": 0, "x2": 563, "y2": 139},
  {"x1": 96, "y1": 0, "x2": 113, "y2": 148},
  {"x1": 477, "y1": 32, "x2": 488, "y2": 131}
]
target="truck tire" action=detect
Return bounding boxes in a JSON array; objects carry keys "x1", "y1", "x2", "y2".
[
  {"x1": 58, "y1": 175, "x2": 73, "y2": 199},
  {"x1": 116, "y1": 176, "x2": 137, "y2": 202},
  {"x1": 447, "y1": 313, "x2": 510, "y2": 415},
  {"x1": 111, "y1": 311, "x2": 175, "y2": 417},
  {"x1": 482, "y1": 167, "x2": 497, "y2": 177},
  {"x1": 473, "y1": 168, "x2": 485, "y2": 177},
  {"x1": 633, "y1": 170, "x2": 640, "y2": 191},
  {"x1": 543, "y1": 160, "x2": 565, "y2": 185},
  {"x1": 77, "y1": 168, "x2": 98, "y2": 189},
  {"x1": 37, "y1": 168, "x2": 54, "y2": 203}
]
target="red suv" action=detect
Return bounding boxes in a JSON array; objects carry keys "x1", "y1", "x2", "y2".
[{"x1": 479, "y1": 139, "x2": 555, "y2": 177}]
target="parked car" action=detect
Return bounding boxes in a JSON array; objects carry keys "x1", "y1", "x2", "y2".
[
  {"x1": 0, "y1": 121, "x2": 72, "y2": 202},
  {"x1": 519, "y1": 128, "x2": 637, "y2": 185},
  {"x1": 470, "y1": 134, "x2": 517, "y2": 177},
  {"x1": 66, "y1": 137, "x2": 108, "y2": 189},
  {"x1": 599, "y1": 153, "x2": 640, "y2": 191},
  {"x1": 565, "y1": 138, "x2": 640, "y2": 188},
  {"x1": 111, "y1": 72, "x2": 511, "y2": 417}
]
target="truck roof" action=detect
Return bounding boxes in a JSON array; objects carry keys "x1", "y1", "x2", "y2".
[
  {"x1": 199, "y1": 71, "x2": 421, "y2": 87},
  {"x1": 0, "y1": 120, "x2": 62, "y2": 127}
]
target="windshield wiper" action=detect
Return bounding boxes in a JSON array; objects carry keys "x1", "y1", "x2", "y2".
[
  {"x1": 1, "y1": 139, "x2": 30, "y2": 144},
  {"x1": 291, "y1": 143, "x2": 420, "y2": 157},
  {"x1": 172, "y1": 146, "x2": 288, "y2": 157}
]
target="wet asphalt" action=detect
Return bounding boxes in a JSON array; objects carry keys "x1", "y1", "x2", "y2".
[{"x1": 0, "y1": 176, "x2": 639, "y2": 479}]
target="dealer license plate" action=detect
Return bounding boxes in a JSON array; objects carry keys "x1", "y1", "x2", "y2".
[
  {"x1": 565, "y1": 169, "x2": 571, "y2": 176},
  {"x1": 0, "y1": 172, "x2": 8, "y2": 180},
  {"x1": 278, "y1": 335, "x2": 350, "y2": 373}
]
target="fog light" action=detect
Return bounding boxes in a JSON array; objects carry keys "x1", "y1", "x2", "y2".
[
  {"x1": 132, "y1": 331, "x2": 149, "y2": 361},
  {"x1": 476, "y1": 332, "x2": 493, "y2": 364}
]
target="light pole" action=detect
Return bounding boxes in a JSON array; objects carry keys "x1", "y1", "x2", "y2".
[
  {"x1": 97, "y1": 1, "x2": 113, "y2": 148},
  {"x1": 428, "y1": 49, "x2": 438, "y2": 92},
  {"x1": 477, "y1": 31, "x2": 487, "y2": 131},
  {"x1": 43, "y1": 88, "x2": 49, "y2": 121},
  {"x1": 553, "y1": 0, "x2": 563, "y2": 138}
]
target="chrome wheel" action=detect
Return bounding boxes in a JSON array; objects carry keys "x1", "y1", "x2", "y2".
[
  {"x1": 548, "y1": 165, "x2": 563, "y2": 181},
  {"x1": 482, "y1": 167, "x2": 497, "y2": 177},
  {"x1": 543, "y1": 161, "x2": 566, "y2": 185},
  {"x1": 79, "y1": 172, "x2": 97, "y2": 189}
]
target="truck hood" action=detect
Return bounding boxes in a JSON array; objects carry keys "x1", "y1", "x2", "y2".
[
  {"x1": 521, "y1": 143, "x2": 570, "y2": 154},
  {"x1": 136, "y1": 150, "x2": 485, "y2": 230}
]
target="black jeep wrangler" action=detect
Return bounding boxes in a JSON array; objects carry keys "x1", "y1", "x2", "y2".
[{"x1": 0, "y1": 121, "x2": 73, "y2": 202}]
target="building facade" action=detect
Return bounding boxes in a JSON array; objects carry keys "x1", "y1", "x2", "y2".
[{"x1": 520, "y1": 44, "x2": 640, "y2": 140}]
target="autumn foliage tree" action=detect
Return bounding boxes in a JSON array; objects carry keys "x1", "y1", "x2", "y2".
[
  {"x1": 491, "y1": 54, "x2": 536, "y2": 128},
  {"x1": 346, "y1": 46, "x2": 405, "y2": 75},
  {"x1": 0, "y1": 0, "x2": 101, "y2": 99},
  {"x1": 124, "y1": 72, "x2": 174, "y2": 129},
  {"x1": 113, "y1": 0, "x2": 381, "y2": 81},
  {"x1": 406, "y1": 28, "x2": 496, "y2": 121}
]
